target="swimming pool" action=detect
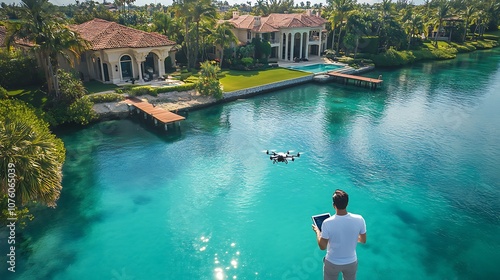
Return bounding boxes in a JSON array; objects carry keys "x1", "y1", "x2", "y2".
[{"x1": 288, "y1": 63, "x2": 344, "y2": 73}]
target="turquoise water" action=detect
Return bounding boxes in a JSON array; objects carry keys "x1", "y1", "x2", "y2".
[
  {"x1": 288, "y1": 63, "x2": 344, "y2": 73},
  {"x1": 2, "y1": 49, "x2": 500, "y2": 279}
]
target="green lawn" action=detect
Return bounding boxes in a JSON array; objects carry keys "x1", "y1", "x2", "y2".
[
  {"x1": 83, "y1": 80, "x2": 118, "y2": 94},
  {"x1": 220, "y1": 68, "x2": 311, "y2": 92},
  {"x1": 7, "y1": 86, "x2": 47, "y2": 108}
]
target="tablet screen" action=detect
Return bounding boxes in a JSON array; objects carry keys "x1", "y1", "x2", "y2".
[{"x1": 312, "y1": 213, "x2": 331, "y2": 232}]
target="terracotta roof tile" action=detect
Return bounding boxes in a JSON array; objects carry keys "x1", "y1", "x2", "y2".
[
  {"x1": 228, "y1": 12, "x2": 327, "y2": 31},
  {"x1": 72, "y1": 19, "x2": 175, "y2": 50}
]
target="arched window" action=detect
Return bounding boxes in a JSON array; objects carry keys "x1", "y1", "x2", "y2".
[{"x1": 120, "y1": 55, "x2": 132, "y2": 79}]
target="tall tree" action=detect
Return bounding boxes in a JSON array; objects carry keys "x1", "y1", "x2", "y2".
[
  {"x1": 345, "y1": 10, "x2": 370, "y2": 57},
  {"x1": 432, "y1": 0, "x2": 451, "y2": 47},
  {"x1": 328, "y1": 0, "x2": 356, "y2": 53},
  {"x1": 212, "y1": 21, "x2": 238, "y2": 67},
  {"x1": 5, "y1": 0, "x2": 88, "y2": 96},
  {"x1": 191, "y1": 0, "x2": 217, "y2": 67},
  {"x1": 401, "y1": 5, "x2": 424, "y2": 49},
  {"x1": 460, "y1": 0, "x2": 478, "y2": 42}
]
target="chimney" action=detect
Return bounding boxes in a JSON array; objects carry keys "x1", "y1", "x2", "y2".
[
  {"x1": 254, "y1": 16, "x2": 261, "y2": 27},
  {"x1": 306, "y1": 9, "x2": 312, "y2": 16},
  {"x1": 232, "y1": 11, "x2": 239, "y2": 19}
]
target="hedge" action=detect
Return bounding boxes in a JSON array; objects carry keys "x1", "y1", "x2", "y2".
[
  {"x1": 86, "y1": 93, "x2": 125, "y2": 103},
  {"x1": 155, "y1": 83, "x2": 196, "y2": 94},
  {"x1": 370, "y1": 46, "x2": 458, "y2": 67},
  {"x1": 125, "y1": 83, "x2": 196, "y2": 97},
  {"x1": 128, "y1": 86, "x2": 156, "y2": 96}
]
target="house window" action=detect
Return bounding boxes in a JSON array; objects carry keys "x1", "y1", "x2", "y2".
[
  {"x1": 120, "y1": 55, "x2": 133, "y2": 79},
  {"x1": 247, "y1": 30, "x2": 251, "y2": 40}
]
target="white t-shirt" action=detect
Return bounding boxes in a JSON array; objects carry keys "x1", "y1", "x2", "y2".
[{"x1": 320, "y1": 213, "x2": 366, "y2": 265}]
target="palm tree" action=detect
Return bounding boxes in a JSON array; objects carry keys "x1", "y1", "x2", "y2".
[
  {"x1": 432, "y1": 0, "x2": 451, "y2": 47},
  {"x1": 212, "y1": 21, "x2": 238, "y2": 67},
  {"x1": 254, "y1": 0, "x2": 269, "y2": 16},
  {"x1": 0, "y1": 100, "x2": 66, "y2": 207},
  {"x1": 461, "y1": 0, "x2": 478, "y2": 42},
  {"x1": 328, "y1": 0, "x2": 355, "y2": 53},
  {"x1": 345, "y1": 10, "x2": 369, "y2": 58},
  {"x1": 401, "y1": 6, "x2": 424, "y2": 49},
  {"x1": 6, "y1": 0, "x2": 88, "y2": 96},
  {"x1": 325, "y1": 4, "x2": 340, "y2": 50},
  {"x1": 173, "y1": 0, "x2": 194, "y2": 68},
  {"x1": 191, "y1": 0, "x2": 217, "y2": 67}
]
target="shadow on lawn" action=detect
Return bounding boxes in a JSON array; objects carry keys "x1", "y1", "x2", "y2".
[{"x1": 8, "y1": 86, "x2": 47, "y2": 108}]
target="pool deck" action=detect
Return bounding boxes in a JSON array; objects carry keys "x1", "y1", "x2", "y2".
[{"x1": 278, "y1": 56, "x2": 347, "y2": 70}]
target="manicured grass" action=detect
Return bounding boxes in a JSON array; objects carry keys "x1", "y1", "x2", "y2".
[
  {"x1": 7, "y1": 86, "x2": 47, "y2": 108},
  {"x1": 219, "y1": 68, "x2": 311, "y2": 92},
  {"x1": 83, "y1": 80, "x2": 118, "y2": 94}
]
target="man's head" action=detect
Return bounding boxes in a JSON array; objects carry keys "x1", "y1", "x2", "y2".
[{"x1": 332, "y1": 189, "x2": 349, "y2": 210}]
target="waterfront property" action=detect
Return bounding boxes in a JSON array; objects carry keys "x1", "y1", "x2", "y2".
[
  {"x1": 68, "y1": 19, "x2": 177, "y2": 85},
  {"x1": 225, "y1": 10, "x2": 327, "y2": 62}
]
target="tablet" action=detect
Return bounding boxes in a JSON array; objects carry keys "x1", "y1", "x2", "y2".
[{"x1": 312, "y1": 213, "x2": 331, "y2": 232}]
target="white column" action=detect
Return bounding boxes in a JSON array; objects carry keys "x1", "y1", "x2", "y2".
[
  {"x1": 318, "y1": 29, "x2": 322, "y2": 55},
  {"x1": 290, "y1": 32, "x2": 295, "y2": 61},
  {"x1": 279, "y1": 34, "x2": 283, "y2": 60},
  {"x1": 299, "y1": 33, "x2": 304, "y2": 59},
  {"x1": 136, "y1": 60, "x2": 144, "y2": 83},
  {"x1": 158, "y1": 57, "x2": 165, "y2": 78},
  {"x1": 305, "y1": 32, "x2": 310, "y2": 59},
  {"x1": 170, "y1": 52, "x2": 176, "y2": 67},
  {"x1": 99, "y1": 58, "x2": 105, "y2": 82},
  {"x1": 284, "y1": 33, "x2": 289, "y2": 61}
]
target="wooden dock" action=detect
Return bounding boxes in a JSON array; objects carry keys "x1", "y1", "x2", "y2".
[
  {"x1": 328, "y1": 72, "x2": 383, "y2": 90},
  {"x1": 125, "y1": 97, "x2": 185, "y2": 130}
]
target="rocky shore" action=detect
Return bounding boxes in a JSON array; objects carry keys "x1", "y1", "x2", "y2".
[{"x1": 93, "y1": 75, "x2": 314, "y2": 120}]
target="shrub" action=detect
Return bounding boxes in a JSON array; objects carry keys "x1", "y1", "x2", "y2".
[
  {"x1": 155, "y1": 83, "x2": 196, "y2": 94},
  {"x1": 196, "y1": 61, "x2": 223, "y2": 99},
  {"x1": 66, "y1": 97, "x2": 97, "y2": 125},
  {"x1": 370, "y1": 48, "x2": 416, "y2": 67},
  {"x1": 241, "y1": 57, "x2": 254, "y2": 67},
  {"x1": 429, "y1": 47, "x2": 457, "y2": 59},
  {"x1": 180, "y1": 72, "x2": 192, "y2": 81},
  {"x1": 86, "y1": 93, "x2": 125, "y2": 103},
  {"x1": 0, "y1": 86, "x2": 8, "y2": 99},
  {"x1": 0, "y1": 49, "x2": 43, "y2": 89},
  {"x1": 57, "y1": 69, "x2": 86, "y2": 104},
  {"x1": 129, "y1": 86, "x2": 155, "y2": 96},
  {"x1": 449, "y1": 42, "x2": 476, "y2": 53}
]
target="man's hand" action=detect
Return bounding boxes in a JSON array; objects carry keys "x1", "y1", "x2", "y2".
[
  {"x1": 312, "y1": 224, "x2": 328, "y2": 250},
  {"x1": 312, "y1": 224, "x2": 320, "y2": 234}
]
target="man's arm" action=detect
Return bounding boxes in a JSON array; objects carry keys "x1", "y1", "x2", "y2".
[
  {"x1": 358, "y1": 233, "x2": 366, "y2": 244},
  {"x1": 312, "y1": 225, "x2": 329, "y2": 250}
]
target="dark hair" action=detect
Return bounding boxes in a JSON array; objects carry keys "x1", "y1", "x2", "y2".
[{"x1": 333, "y1": 189, "x2": 348, "y2": 210}]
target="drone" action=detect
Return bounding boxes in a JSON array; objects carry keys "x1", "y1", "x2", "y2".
[{"x1": 265, "y1": 150, "x2": 301, "y2": 164}]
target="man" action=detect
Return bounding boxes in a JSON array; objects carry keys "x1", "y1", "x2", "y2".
[{"x1": 312, "y1": 189, "x2": 367, "y2": 280}]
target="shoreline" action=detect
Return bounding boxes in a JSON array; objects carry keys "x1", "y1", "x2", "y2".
[
  {"x1": 93, "y1": 74, "x2": 316, "y2": 120},
  {"x1": 93, "y1": 45, "x2": 499, "y2": 121}
]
